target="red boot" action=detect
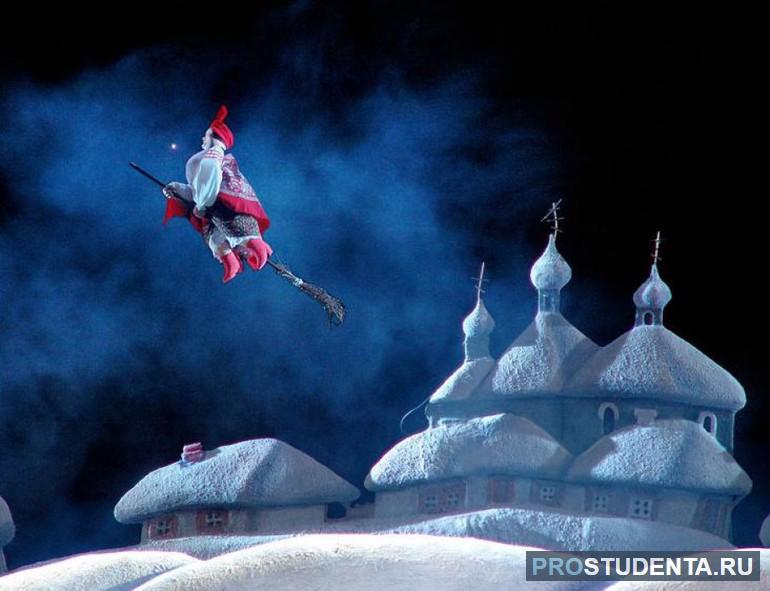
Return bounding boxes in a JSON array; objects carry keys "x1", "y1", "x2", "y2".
[
  {"x1": 244, "y1": 238, "x2": 273, "y2": 271},
  {"x1": 221, "y1": 250, "x2": 243, "y2": 283}
]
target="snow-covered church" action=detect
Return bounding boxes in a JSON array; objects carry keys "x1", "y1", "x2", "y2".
[{"x1": 112, "y1": 233, "x2": 751, "y2": 553}]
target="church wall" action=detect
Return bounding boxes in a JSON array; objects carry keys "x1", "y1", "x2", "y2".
[{"x1": 560, "y1": 397, "x2": 735, "y2": 454}]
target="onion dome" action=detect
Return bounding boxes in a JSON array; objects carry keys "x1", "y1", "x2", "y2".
[
  {"x1": 633, "y1": 264, "x2": 672, "y2": 326},
  {"x1": 530, "y1": 234, "x2": 572, "y2": 292}
]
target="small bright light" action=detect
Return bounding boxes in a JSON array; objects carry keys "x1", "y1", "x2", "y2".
[{"x1": 170, "y1": 143, "x2": 178, "y2": 150}]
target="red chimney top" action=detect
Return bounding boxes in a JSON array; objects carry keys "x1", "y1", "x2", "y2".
[{"x1": 181, "y1": 442, "x2": 204, "y2": 463}]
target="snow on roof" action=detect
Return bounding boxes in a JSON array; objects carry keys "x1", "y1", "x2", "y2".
[
  {"x1": 428, "y1": 357, "x2": 495, "y2": 404},
  {"x1": 566, "y1": 326, "x2": 746, "y2": 410},
  {"x1": 0, "y1": 495, "x2": 14, "y2": 547},
  {"x1": 566, "y1": 419, "x2": 752, "y2": 495},
  {"x1": 462, "y1": 298, "x2": 495, "y2": 339},
  {"x1": 365, "y1": 413, "x2": 572, "y2": 491},
  {"x1": 0, "y1": 551, "x2": 197, "y2": 591},
  {"x1": 633, "y1": 264, "x2": 672, "y2": 310},
  {"x1": 530, "y1": 234, "x2": 572, "y2": 291},
  {"x1": 480, "y1": 312, "x2": 598, "y2": 398},
  {"x1": 114, "y1": 439, "x2": 360, "y2": 524}
]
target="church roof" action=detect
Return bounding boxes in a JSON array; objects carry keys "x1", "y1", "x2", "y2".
[
  {"x1": 566, "y1": 326, "x2": 746, "y2": 410},
  {"x1": 365, "y1": 413, "x2": 572, "y2": 491},
  {"x1": 114, "y1": 439, "x2": 360, "y2": 524},
  {"x1": 566, "y1": 419, "x2": 751, "y2": 496},
  {"x1": 480, "y1": 312, "x2": 599, "y2": 398},
  {"x1": 428, "y1": 357, "x2": 496, "y2": 404}
]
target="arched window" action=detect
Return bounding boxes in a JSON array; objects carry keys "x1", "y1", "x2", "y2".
[
  {"x1": 698, "y1": 411, "x2": 718, "y2": 437},
  {"x1": 597, "y1": 402, "x2": 619, "y2": 434},
  {"x1": 643, "y1": 312, "x2": 654, "y2": 325}
]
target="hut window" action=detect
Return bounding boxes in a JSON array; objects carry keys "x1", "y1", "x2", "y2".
[
  {"x1": 422, "y1": 494, "x2": 439, "y2": 512},
  {"x1": 149, "y1": 515, "x2": 178, "y2": 540},
  {"x1": 698, "y1": 411, "x2": 718, "y2": 437},
  {"x1": 488, "y1": 476, "x2": 515, "y2": 504},
  {"x1": 630, "y1": 497, "x2": 653, "y2": 519},
  {"x1": 592, "y1": 494, "x2": 609, "y2": 513},
  {"x1": 419, "y1": 482, "x2": 466, "y2": 514},
  {"x1": 598, "y1": 402, "x2": 619, "y2": 435},
  {"x1": 540, "y1": 486, "x2": 556, "y2": 503},
  {"x1": 197, "y1": 509, "x2": 229, "y2": 532}
]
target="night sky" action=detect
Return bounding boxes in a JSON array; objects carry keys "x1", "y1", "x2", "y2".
[{"x1": 0, "y1": 1, "x2": 764, "y2": 569}]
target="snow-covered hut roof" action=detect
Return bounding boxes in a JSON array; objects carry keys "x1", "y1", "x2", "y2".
[
  {"x1": 115, "y1": 439, "x2": 361, "y2": 524},
  {"x1": 479, "y1": 312, "x2": 598, "y2": 398},
  {"x1": 530, "y1": 234, "x2": 571, "y2": 291},
  {"x1": 0, "y1": 494, "x2": 14, "y2": 546},
  {"x1": 566, "y1": 419, "x2": 752, "y2": 496},
  {"x1": 633, "y1": 264, "x2": 672, "y2": 310},
  {"x1": 365, "y1": 413, "x2": 572, "y2": 491},
  {"x1": 566, "y1": 325, "x2": 746, "y2": 410}
]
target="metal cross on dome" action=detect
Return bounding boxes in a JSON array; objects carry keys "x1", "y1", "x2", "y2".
[
  {"x1": 540, "y1": 199, "x2": 564, "y2": 238},
  {"x1": 652, "y1": 230, "x2": 663, "y2": 265},
  {"x1": 474, "y1": 261, "x2": 488, "y2": 301}
]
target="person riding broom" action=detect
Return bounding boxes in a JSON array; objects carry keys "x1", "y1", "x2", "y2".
[{"x1": 162, "y1": 105, "x2": 273, "y2": 283}]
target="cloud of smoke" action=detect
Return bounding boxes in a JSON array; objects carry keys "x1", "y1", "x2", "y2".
[{"x1": 0, "y1": 26, "x2": 560, "y2": 566}]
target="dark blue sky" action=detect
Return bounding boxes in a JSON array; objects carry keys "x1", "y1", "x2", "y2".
[{"x1": 0, "y1": 0, "x2": 764, "y2": 568}]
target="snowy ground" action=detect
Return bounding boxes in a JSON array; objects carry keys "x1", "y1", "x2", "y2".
[
  {"x1": 0, "y1": 551, "x2": 197, "y2": 591},
  {"x1": 136, "y1": 507, "x2": 732, "y2": 559},
  {"x1": 0, "y1": 535, "x2": 767, "y2": 591}
]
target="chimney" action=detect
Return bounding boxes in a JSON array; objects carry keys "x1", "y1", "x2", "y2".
[{"x1": 181, "y1": 442, "x2": 205, "y2": 463}]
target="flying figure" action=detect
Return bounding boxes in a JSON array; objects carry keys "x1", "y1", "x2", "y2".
[{"x1": 161, "y1": 105, "x2": 273, "y2": 283}]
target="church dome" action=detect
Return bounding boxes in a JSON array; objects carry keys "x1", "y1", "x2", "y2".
[
  {"x1": 530, "y1": 234, "x2": 572, "y2": 291},
  {"x1": 633, "y1": 264, "x2": 672, "y2": 310},
  {"x1": 462, "y1": 298, "x2": 496, "y2": 338}
]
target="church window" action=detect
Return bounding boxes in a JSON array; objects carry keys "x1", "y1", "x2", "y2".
[
  {"x1": 630, "y1": 497, "x2": 653, "y2": 519},
  {"x1": 643, "y1": 312, "x2": 654, "y2": 325},
  {"x1": 592, "y1": 494, "x2": 609, "y2": 512},
  {"x1": 698, "y1": 411, "x2": 718, "y2": 437},
  {"x1": 598, "y1": 402, "x2": 619, "y2": 435}
]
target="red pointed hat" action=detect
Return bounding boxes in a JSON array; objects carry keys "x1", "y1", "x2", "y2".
[{"x1": 209, "y1": 104, "x2": 234, "y2": 149}]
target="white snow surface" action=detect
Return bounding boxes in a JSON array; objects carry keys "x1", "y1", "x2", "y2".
[
  {"x1": 462, "y1": 297, "x2": 495, "y2": 337},
  {"x1": 0, "y1": 551, "x2": 196, "y2": 591},
  {"x1": 114, "y1": 439, "x2": 360, "y2": 524},
  {"x1": 566, "y1": 325, "x2": 746, "y2": 410},
  {"x1": 760, "y1": 515, "x2": 770, "y2": 547},
  {"x1": 0, "y1": 497, "x2": 14, "y2": 547},
  {"x1": 567, "y1": 419, "x2": 752, "y2": 495},
  {"x1": 133, "y1": 534, "x2": 585, "y2": 591},
  {"x1": 632, "y1": 264, "x2": 672, "y2": 310},
  {"x1": 428, "y1": 356, "x2": 495, "y2": 403},
  {"x1": 365, "y1": 414, "x2": 572, "y2": 491},
  {"x1": 122, "y1": 507, "x2": 733, "y2": 557},
  {"x1": 530, "y1": 234, "x2": 572, "y2": 291},
  {"x1": 483, "y1": 312, "x2": 598, "y2": 397},
  {"x1": 606, "y1": 548, "x2": 770, "y2": 591}
]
